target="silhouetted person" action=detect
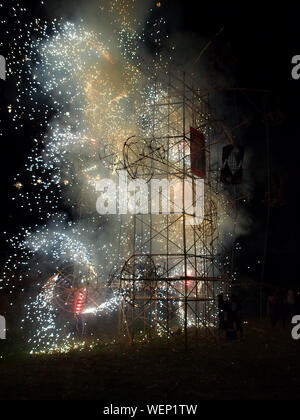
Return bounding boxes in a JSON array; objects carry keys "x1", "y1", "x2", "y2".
[
  {"x1": 231, "y1": 295, "x2": 243, "y2": 338},
  {"x1": 218, "y1": 294, "x2": 239, "y2": 339},
  {"x1": 217, "y1": 294, "x2": 228, "y2": 333}
]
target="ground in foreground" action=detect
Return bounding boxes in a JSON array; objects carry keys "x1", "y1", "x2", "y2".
[{"x1": 0, "y1": 320, "x2": 299, "y2": 400}]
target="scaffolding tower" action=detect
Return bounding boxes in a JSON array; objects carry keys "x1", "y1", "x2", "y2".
[{"x1": 112, "y1": 67, "x2": 231, "y2": 347}]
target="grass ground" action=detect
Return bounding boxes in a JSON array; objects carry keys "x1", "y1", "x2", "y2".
[{"x1": 0, "y1": 319, "x2": 299, "y2": 400}]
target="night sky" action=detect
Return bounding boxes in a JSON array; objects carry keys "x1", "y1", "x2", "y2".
[{"x1": 0, "y1": 0, "x2": 298, "y2": 288}]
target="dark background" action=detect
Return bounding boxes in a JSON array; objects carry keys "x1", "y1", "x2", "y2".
[{"x1": 0, "y1": 0, "x2": 298, "y2": 292}]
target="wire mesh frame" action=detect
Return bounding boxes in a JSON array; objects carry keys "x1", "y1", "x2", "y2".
[{"x1": 117, "y1": 68, "x2": 231, "y2": 346}]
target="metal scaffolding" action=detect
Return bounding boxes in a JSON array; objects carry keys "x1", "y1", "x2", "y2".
[{"x1": 112, "y1": 67, "x2": 231, "y2": 347}]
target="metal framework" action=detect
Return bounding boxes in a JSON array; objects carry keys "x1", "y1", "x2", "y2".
[{"x1": 112, "y1": 68, "x2": 231, "y2": 347}]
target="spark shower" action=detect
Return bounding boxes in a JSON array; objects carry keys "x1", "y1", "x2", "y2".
[{"x1": 0, "y1": 0, "x2": 237, "y2": 354}]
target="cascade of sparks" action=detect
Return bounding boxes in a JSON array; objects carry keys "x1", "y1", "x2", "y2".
[{"x1": 0, "y1": 0, "x2": 239, "y2": 353}]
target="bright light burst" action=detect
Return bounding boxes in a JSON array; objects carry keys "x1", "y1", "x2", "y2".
[{"x1": 1, "y1": 0, "x2": 237, "y2": 353}]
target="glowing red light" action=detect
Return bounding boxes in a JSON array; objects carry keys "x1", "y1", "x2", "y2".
[
  {"x1": 185, "y1": 277, "x2": 193, "y2": 287},
  {"x1": 74, "y1": 289, "x2": 87, "y2": 315}
]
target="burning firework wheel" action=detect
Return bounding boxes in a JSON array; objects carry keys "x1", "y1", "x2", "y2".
[
  {"x1": 43, "y1": 263, "x2": 101, "y2": 314},
  {"x1": 123, "y1": 136, "x2": 155, "y2": 182},
  {"x1": 119, "y1": 255, "x2": 159, "y2": 304},
  {"x1": 149, "y1": 137, "x2": 167, "y2": 161}
]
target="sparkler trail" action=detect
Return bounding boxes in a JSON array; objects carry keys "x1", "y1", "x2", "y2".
[
  {"x1": 0, "y1": 0, "x2": 174, "y2": 353},
  {"x1": 1, "y1": 0, "x2": 237, "y2": 353}
]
